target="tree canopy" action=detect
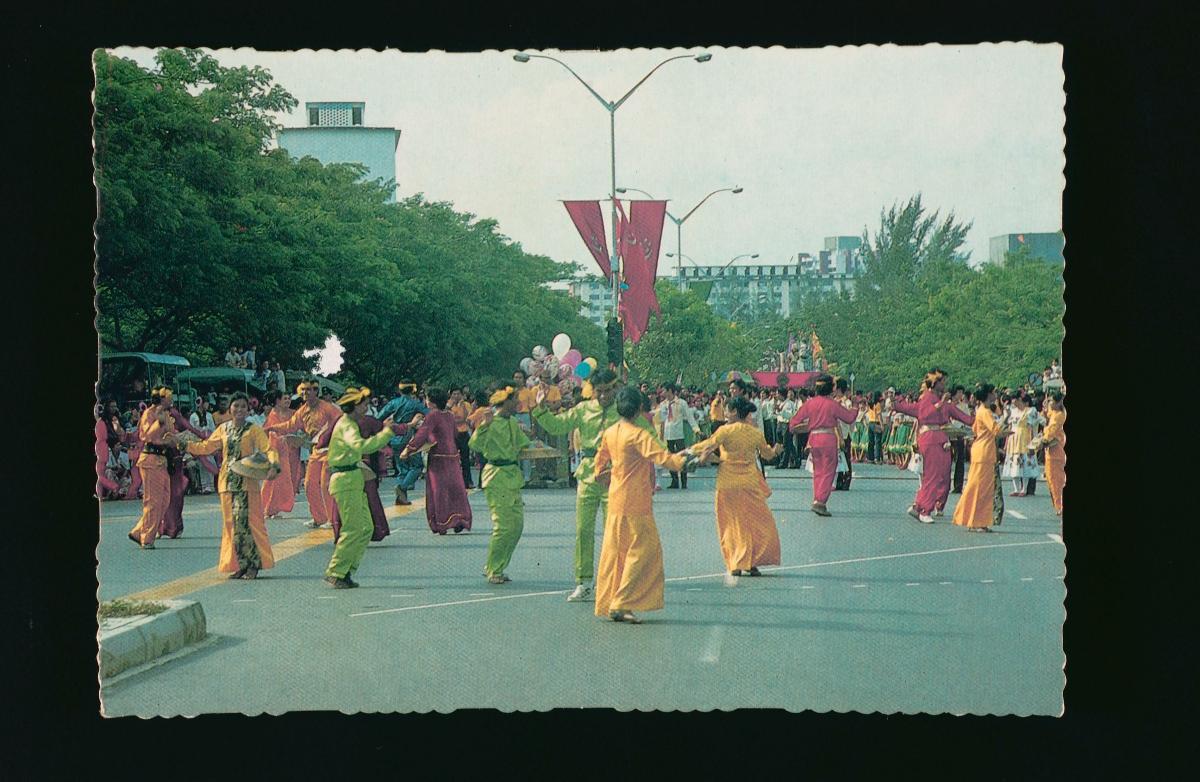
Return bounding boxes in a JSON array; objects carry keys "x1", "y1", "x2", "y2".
[{"x1": 94, "y1": 49, "x2": 603, "y2": 391}]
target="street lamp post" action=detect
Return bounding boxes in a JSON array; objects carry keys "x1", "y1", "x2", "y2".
[
  {"x1": 617, "y1": 185, "x2": 743, "y2": 285},
  {"x1": 514, "y1": 51, "x2": 711, "y2": 322}
]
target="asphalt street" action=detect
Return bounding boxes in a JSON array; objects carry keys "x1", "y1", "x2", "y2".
[{"x1": 98, "y1": 462, "x2": 1065, "y2": 716}]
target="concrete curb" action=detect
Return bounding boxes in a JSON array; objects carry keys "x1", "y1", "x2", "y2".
[{"x1": 99, "y1": 600, "x2": 207, "y2": 680}]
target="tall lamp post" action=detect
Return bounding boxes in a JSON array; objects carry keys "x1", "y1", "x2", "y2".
[
  {"x1": 617, "y1": 185, "x2": 743, "y2": 286},
  {"x1": 514, "y1": 51, "x2": 711, "y2": 323}
]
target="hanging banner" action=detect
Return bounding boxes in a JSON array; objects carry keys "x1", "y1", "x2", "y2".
[
  {"x1": 616, "y1": 199, "x2": 668, "y2": 344},
  {"x1": 562, "y1": 200, "x2": 611, "y2": 280}
]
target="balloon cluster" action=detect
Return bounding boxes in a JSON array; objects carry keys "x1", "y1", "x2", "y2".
[{"x1": 517, "y1": 333, "x2": 599, "y2": 397}]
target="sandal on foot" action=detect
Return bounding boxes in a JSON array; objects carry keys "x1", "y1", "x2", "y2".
[
  {"x1": 228, "y1": 569, "x2": 247, "y2": 580},
  {"x1": 610, "y1": 610, "x2": 641, "y2": 624},
  {"x1": 242, "y1": 567, "x2": 259, "y2": 580}
]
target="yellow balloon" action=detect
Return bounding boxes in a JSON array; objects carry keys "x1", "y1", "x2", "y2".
[
  {"x1": 581, "y1": 380, "x2": 594, "y2": 399},
  {"x1": 584, "y1": 357, "x2": 598, "y2": 370}
]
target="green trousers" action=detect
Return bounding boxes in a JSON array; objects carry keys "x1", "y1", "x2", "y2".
[
  {"x1": 484, "y1": 482, "x2": 524, "y2": 577},
  {"x1": 574, "y1": 478, "x2": 608, "y2": 583},
  {"x1": 326, "y1": 489, "x2": 371, "y2": 579}
]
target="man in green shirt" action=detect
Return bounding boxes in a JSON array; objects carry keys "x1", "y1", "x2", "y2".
[
  {"x1": 469, "y1": 383, "x2": 532, "y2": 584},
  {"x1": 324, "y1": 387, "x2": 399, "y2": 588},
  {"x1": 531, "y1": 369, "x2": 622, "y2": 602}
]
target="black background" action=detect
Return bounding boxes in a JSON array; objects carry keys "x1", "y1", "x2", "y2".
[{"x1": 6, "y1": 2, "x2": 1192, "y2": 777}]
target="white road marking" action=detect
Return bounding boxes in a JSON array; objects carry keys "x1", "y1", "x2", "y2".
[
  {"x1": 350, "y1": 540, "x2": 1058, "y2": 619},
  {"x1": 1047, "y1": 533, "x2": 1063, "y2": 544},
  {"x1": 851, "y1": 584, "x2": 867, "y2": 589},
  {"x1": 905, "y1": 582, "x2": 920, "y2": 586},
  {"x1": 800, "y1": 585, "x2": 816, "y2": 590},
  {"x1": 686, "y1": 588, "x2": 702, "y2": 592},
  {"x1": 1020, "y1": 577, "x2": 1034, "y2": 582},
  {"x1": 939, "y1": 581, "x2": 953, "y2": 585},
  {"x1": 317, "y1": 596, "x2": 337, "y2": 600},
  {"x1": 390, "y1": 594, "x2": 414, "y2": 598},
  {"x1": 1007, "y1": 510, "x2": 1027, "y2": 519},
  {"x1": 699, "y1": 626, "x2": 726, "y2": 664},
  {"x1": 980, "y1": 579, "x2": 994, "y2": 583},
  {"x1": 230, "y1": 599, "x2": 257, "y2": 603}
]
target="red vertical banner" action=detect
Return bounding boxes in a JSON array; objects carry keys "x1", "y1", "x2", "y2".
[
  {"x1": 562, "y1": 200, "x2": 611, "y2": 280},
  {"x1": 616, "y1": 199, "x2": 668, "y2": 344}
]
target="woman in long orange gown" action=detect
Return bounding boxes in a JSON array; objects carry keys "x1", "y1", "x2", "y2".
[
  {"x1": 1042, "y1": 392, "x2": 1067, "y2": 516},
  {"x1": 592, "y1": 387, "x2": 692, "y2": 624},
  {"x1": 261, "y1": 391, "x2": 295, "y2": 518},
  {"x1": 690, "y1": 396, "x2": 783, "y2": 575},
  {"x1": 952, "y1": 384, "x2": 1007, "y2": 532}
]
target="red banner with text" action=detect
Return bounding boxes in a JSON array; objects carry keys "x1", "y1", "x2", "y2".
[{"x1": 562, "y1": 200, "x2": 611, "y2": 280}]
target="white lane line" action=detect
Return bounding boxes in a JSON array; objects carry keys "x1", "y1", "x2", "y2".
[
  {"x1": 317, "y1": 596, "x2": 337, "y2": 600},
  {"x1": 851, "y1": 584, "x2": 868, "y2": 589},
  {"x1": 350, "y1": 540, "x2": 1057, "y2": 618},
  {"x1": 390, "y1": 594, "x2": 414, "y2": 598},
  {"x1": 699, "y1": 626, "x2": 726, "y2": 664},
  {"x1": 1008, "y1": 510, "x2": 1027, "y2": 519},
  {"x1": 939, "y1": 581, "x2": 953, "y2": 585},
  {"x1": 1020, "y1": 577, "x2": 1034, "y2": 582},
  {"x1": 230, "y1": 598, "x2": 257, "y2": 603},
  {"x1": 980, "y1": 579, "x2": 995, "y2": 584},
  {"x1": 686, "y1": 588, "x2": 702, "y2": 592},
  {"x1": 800, "y1": 585, "x2": 816, "y2": 590},
  {"x1": 905, "y1": 582, "x2": 921, "y2": 586}
]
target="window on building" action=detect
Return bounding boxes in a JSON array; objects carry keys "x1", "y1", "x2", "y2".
[
  {"x1": 351, "y1": 106, "x2": 363, "y2": 126},
  {"x1": 308, "y1": 107, "x2": 320, "y2": 126}
]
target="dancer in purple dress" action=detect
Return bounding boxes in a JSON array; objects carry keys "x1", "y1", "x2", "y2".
[{"x1": 400, "y1": 387, "x2": 474, "y2": 535}]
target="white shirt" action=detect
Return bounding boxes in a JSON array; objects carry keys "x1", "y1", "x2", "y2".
[
  {"x1": 272, "y1": 369, "x2": 286, "y2": 392},
  {"x1": 190, "y1": 411, "x2": 216, "y2": 434},
  {"x1": 776, "y1": 398, "x2": 798, "y2": 422},
  {"x1": 760, "y1": 397, "x2": 777, "y2": 421},
  {"x1": 655, "y1": 398, "x2": 699, "y2": 441}
]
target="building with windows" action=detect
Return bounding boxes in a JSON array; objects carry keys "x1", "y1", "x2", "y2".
[
  {"x1": 567, "y1": 276, "x2": 612, "y2": 327},
  {"x1": 276, "y1": 102, "x2": 402, "y2": 201},
  {"x1": 988, "y1": 231, "x2": 1065, "y2": 266}
]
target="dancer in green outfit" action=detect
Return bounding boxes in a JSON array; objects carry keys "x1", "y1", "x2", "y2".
[
  {"x1": 469, "y1": 383, "x2": 532, "y2": 585},
  {"x1": 324, "y1": 387, "x2": 398, "y2": 589},
  {"x1": 531, "y1": 368, "x2": 621, "y2": 602}
]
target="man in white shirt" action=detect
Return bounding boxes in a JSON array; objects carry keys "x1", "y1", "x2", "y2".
[
  {"x1": 225, "y1": 346, "x2": 243, "y2": 368},
  {"x1": 271, "y1": 361, "x2": 287, "y2": 393},
  {"x1": 188, "y1": 397, "x2": 218, "y2": 493},
  {"x1": 775, "y1": 389, "x2": 798, "y2": 468},
  {"x1": 655, "y1": 382, "x2": 701, "y2": 489},
  {"x1": 834, "y1": 378, "x2": 855, "y2": 491}
]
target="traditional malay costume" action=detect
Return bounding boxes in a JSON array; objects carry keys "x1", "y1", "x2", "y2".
[
  {"x1": 265, "y1": 382, "x2": 342, "y2": 527},
  {"x1": 402, "y1": 407, "x2": 473, "y2": 534},
  {"x1": 378, "y1": 384, "x2": 430, "y2": 505},
  {"x1": 324, "y1": 388, "x2": 398, "y2": 588},
  {"x1": 592, "y1": 419, "x2": 689, "y2": 623},
  {"x1": 789, "y1": 393, "x2": 860, "y2": 516},
  {"x1": 261, "y1": 405, "x2": 296, "y2": 517},
  {"x1": 469, "y1": 387, "x2": 532, "y2": 583},
  {"x1": 323, "y1": 415, "x2": 405, "y2": 543},
  {"x1": 951, "y1": 402, "x2": 1005, "y2": 531},
  {"x1": 158, "y1": 406, "x2": 206, "y2": 538},
  {"x1": 128, "y1": 398, "x2": 175, "y2": 549},
  {"x1": 186, "y1": 416, "x2": 280, "y2": 578},
  {"x1": 532, "y1": 395, "x2": 623, "y2": 599},
  {"x1": 690, "y1": 421, "x2": 781, "y2": 575},
  {"x1": 892, "y1": 380, "x2": 975, "y2": 522},
  {"x1": 1042, "y1": 406, "x2": 1067, "y2": 515}
]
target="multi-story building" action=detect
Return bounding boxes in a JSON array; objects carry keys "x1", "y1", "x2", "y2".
[
  {"x1": 988, "y1": 231, "x2": 1065, "y2": 266},
  {"x1": 276, "y1": 102, "x2": 402, "y2": 201},
  {"x1": 567, "y1": 276, "x2": 612, "y2": 327}
]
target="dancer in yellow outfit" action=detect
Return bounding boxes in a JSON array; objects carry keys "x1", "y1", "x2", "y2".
[
  {"x1": 186, "y1": 393, "x2": 281, "y2": 578},
  {"x1": 952, "y1": 384, "x2": 1007, "y2": 532},
  {"x1": 690, "y1": 396, "x2": 783, "y2": 575},
  {"x1": 128, "y1": 387, "x2": 178, "y2": 549},
  {"x1": 323, "y1": 387, "x2": 398, "y2": 588},
  {"x1": 1042, "y1": 392, "x2": 1067, "y2": 516},
  {"x1": 469, "y1": 383, "x2": 532, "y2": 584},
  {"x1": 593, "y1": 387, "x2": 694, "y2": 624}
]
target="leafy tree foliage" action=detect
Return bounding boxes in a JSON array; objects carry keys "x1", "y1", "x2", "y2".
[{"x1": 94, "y1": 49, "x2": 602, "y2": 391}]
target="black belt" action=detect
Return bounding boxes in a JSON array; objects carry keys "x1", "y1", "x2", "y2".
[
  {"x1": 486, "y1": 459, "x2": 517, "y2": 467},
  {"x1": 329, "y1": 463, "x2": 360, "y2": 474},
  {"x1": 143, "y1": 443, "x2": 169, "y2": 456}
]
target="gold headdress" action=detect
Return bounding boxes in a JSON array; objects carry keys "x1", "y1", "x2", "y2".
[
  {"x1": 489, "y1": 386, "x2": 516, "y2": 405},
  {"x1": 336, "y1": 386, "x2": 371, "y2": 407}
]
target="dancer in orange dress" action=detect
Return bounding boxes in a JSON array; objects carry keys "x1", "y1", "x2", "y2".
[
  {"x1": 1042, "y1": 391, "x2": 1067, "y2": 516},
  {"x1": 952, "y1": 384, "x2": 1007, "y2": 532},
  {"x1": 261, "y1": 391, "x2": 295, "y2": 518},
  {"x1": 592, "y1": 387, "x2": 694, "y2": 624},
  {"x1": 265, "y1": 381, "x2": 342, "y2": 528},
  {"x1": 690, "y1": 396, "x2": 783, "y2": 575},
  {"x1": 127, "y1": 388, "x2": 178, "y2": 549}
]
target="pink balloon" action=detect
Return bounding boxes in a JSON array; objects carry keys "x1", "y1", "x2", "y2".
[{"x1": 562, "y1": 349, "x2": 582, "y2": 368}]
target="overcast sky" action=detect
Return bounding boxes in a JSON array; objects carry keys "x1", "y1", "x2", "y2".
[{"x1": 113, "y1": 44, "x2": 1064, "y2": 274}]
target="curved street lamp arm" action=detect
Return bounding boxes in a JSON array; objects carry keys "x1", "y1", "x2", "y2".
[
  {"x1": 612, "y1": 55, "x2": 695, "y2": 110},
  {"x1": 525, "y1": 54, "x2": 613, "y2": 110},
  {"x1": 681, "y1": 187, "x2": 738, "y2": 224},
  {"x1": 618, "y1": 185, "x2": 680, "y2": 223}
]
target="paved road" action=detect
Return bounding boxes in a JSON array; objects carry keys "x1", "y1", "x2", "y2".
[{"x1": 98, "y1": 463, "x2": 1065, "y2": 716}]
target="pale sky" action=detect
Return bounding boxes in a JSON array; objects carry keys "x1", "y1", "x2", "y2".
[{"x1": 113, "y1": 44, "x2": 1064, "y2": 273}]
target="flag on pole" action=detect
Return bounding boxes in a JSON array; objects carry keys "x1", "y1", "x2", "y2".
[
  {"x1": 615, "y1": 199, "x2": 668, "y2": 344},
  {"x1": 563, "y1": 200, "x2": 611, "y2": 280}
]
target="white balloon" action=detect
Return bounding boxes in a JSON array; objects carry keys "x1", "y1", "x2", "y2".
[
  {"x1": 532, "y1": 345, "x2": 549, "y2": 360},
  {"x1": 552, "y1": 333, "x2": 572, "y2": 358}
]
